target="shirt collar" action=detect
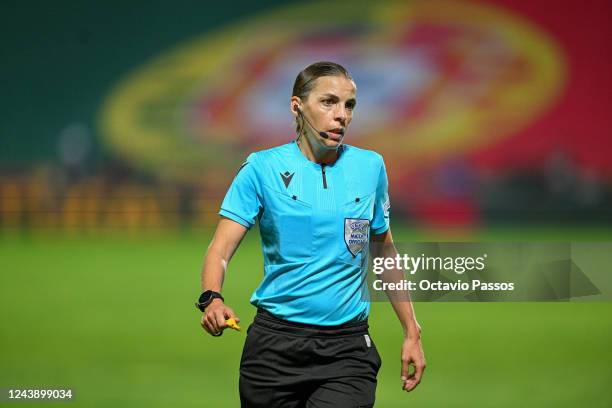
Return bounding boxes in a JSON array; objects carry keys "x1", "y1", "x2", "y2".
[{"x1": 291, "y1": 140, "x2": 346, "y2": 169}]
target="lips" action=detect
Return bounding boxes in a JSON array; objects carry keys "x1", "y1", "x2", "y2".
[{"x1": 327, "y1": 128, "x2": 345, "y2": 137}]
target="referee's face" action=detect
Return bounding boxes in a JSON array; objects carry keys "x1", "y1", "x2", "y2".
[{"x1": 297, "y1": 75, "x2": 357, "y2": 149}]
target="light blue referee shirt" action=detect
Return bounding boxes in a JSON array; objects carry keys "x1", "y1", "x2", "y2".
[{"x1": 219, "y1": 141, "x2": 390, "y2": 325}]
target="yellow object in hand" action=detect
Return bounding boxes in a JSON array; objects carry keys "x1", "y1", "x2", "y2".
[{"x1": 226, "y1": 318, "x2": 241, "y2": 331}]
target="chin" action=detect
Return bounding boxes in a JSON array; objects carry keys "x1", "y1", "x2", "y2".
[{"x1": 321, "y1": 138, "x2": 342, "y2": 149}]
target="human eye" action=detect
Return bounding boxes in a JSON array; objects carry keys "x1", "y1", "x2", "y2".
[
  {"x1": 346, "y1": 100, "x2": 356, "y2": 110},
  {"x1": 322, "y1": 98, "x2": 334, "y2": 106}
]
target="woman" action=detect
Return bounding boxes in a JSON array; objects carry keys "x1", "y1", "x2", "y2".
[{"x1": 197, "y1": 61, "x2": 425, "y2": 407}]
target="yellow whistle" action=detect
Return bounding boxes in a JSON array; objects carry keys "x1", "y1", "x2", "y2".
[{"x1": 225, "y1": 318, "x2": 241, "y2": 331}]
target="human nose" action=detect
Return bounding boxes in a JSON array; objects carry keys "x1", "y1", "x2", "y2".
[{"x1": 334, "y1": 105, "x2": 347, "y2": 125}]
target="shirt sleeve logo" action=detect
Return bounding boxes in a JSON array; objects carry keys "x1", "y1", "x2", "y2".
[{"x1": 345, "y1": 218, "x2": 370, "y2": 257}]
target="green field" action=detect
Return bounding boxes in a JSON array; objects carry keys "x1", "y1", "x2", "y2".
[{"x1": 1, "y1": 226, "x2": 611, "y2": 407}]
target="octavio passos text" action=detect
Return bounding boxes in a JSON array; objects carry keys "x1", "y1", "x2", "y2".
[{"x1": 371, "y1": 254, "x2": 515, "y2": 292}]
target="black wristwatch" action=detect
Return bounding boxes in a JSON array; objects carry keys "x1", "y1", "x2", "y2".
[{"x1": 195, "y1": 290, "x2": 224, "y2": 312}]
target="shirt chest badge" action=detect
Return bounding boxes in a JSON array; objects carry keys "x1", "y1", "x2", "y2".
[
  {"x1": 280, "y1": 171, "x2": 295, "y2": 188},
  {"x1": 344, "y1": 218, "x2": 370, "y2": 257}
]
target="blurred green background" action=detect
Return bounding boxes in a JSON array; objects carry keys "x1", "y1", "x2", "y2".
[
  {"x1": 2, "y1": 0, "x2": 612, "y2": 406},
  {"x1": 2, "y1": 227, "x2": 612, "y2": 407}
]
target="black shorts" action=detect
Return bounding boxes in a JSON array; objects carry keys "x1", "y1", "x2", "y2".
[{"x1": 239, "y1": 308, "x2": 382, "y2": 408}]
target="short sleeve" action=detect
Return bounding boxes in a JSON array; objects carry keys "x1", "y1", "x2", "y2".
[
  {"x1": 219, "y1": 153, "x2": 262, "y2": 229},
  {"x1": 371, "y1": 156, "x2": 390, "y2": 235}
]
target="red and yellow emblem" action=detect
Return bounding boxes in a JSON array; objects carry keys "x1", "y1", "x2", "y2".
[{"x1": 99, "y1": 0, "x2": 565, "y2": 185}]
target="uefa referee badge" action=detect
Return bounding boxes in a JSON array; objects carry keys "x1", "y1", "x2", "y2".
[{"x1": 344, "y1": 218, "x2": 370, "y2": 257}]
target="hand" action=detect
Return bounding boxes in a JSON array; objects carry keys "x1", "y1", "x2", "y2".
[
  {"x1": 200, "y1": 299, "x2": 240, "y2": 337},
  {"x1": 400, "y1": 330, "x2": 426, "y2": 392}
]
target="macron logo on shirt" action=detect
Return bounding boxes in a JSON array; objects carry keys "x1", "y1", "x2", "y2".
[{"x1": 280, "y1": 171, "x2": 294, "y2": 188}]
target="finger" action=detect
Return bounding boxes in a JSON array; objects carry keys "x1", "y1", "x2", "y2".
[
  {"x1": 208, "y1": 316, "x2": 223, "y2": 337},
  {"x1": 213, "y1": 310, "x2": 228, "y2": 331},
  {"x1": 413, "y1": 361, "x2": 426, "y2": 384},
  {"x1": 403, "y1": 362, "x2": 425, "y2": 392},
  {"x1": 223, "y1": 308, "x2": 240, "y2": 323},
  {"x1": 403, "y1": 375, "x2": 420, "y2": 392},
  {"x1": 203, "y1": 317, "x2": 216, "y2": 335},
  {"x1": 206, "y1": 313, "x2": 220, "y2": 333},
  {"x1": 400, "y1": 358, "x2": 411, "y2": 381},
  {"x1": 200, "y1": 316, "x2": 214, "y2": 335}
]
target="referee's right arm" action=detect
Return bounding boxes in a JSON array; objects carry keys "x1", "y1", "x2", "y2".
[{"x1": 199, "y1": 217, "x2": 248, "y2": 336}]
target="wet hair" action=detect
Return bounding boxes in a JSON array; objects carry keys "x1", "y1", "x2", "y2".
[{"x1": 292, "y1": 61, "x2": 353, "y2": 137}]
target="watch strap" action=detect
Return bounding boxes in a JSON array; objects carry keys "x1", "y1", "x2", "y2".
[{"x1": 195, "y1": 290, "x2": 224, "y2": 312}]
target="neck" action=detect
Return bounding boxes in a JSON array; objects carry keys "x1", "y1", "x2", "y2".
[{"x1": 297, "y1": 136, "x2": 339, "y2": 164}]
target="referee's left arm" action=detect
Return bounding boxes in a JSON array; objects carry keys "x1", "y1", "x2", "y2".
[{"x1": 371, "y1": 228, "x2": 426, "y2": 392}]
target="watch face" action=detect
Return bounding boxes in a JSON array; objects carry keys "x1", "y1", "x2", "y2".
[{"x1": 199, "y1": 291, "x2": 213, "y2": 304}]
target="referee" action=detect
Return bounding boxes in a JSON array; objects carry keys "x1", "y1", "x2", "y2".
[{"x1": 197, "y1": 61, "x2": 425, "y2": 407}]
